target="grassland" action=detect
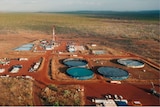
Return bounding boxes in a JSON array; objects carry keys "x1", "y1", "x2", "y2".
[
  {"x1": 0, "y1": 77, "x2": 33, "y2": 106},
  {"x1": 63, "y1": 10, "x2": 159, "y2": 21},
  {"x1": 40, "y1": 84, "x2": 83, "y2": 106},
  {"x1": 0, "y1": 12, "x2": 159, "y2": 38},
  {"x1": 0, "y1": 12, "x2": 159, "y2": 63}
]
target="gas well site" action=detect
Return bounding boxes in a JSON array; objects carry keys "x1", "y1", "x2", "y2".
[{"x1": 0, "y1": 11, "x2": 159, "y2": 106}]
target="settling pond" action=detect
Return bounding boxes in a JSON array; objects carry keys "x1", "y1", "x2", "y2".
[{"x1": 14, "y1": 43, "x2": 34, "y2": 51}]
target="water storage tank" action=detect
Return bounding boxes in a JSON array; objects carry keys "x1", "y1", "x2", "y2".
[
  {"x1": 98, "y1": 66, "x2": 129, "y2": 80},
  {"x1": 63, "y1": 58, "x2": 88, "y2": 67},
  {"x1": 67, "y1": 67, "x2": 94, "y2": 80},
  {"x1": 117, "y1": 59, "x2": 145, "y2": 68}
]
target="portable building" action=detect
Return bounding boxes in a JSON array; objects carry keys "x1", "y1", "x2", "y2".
[
  {"x1": 0, "y1": 68, "x2": 5, "y2": 73},
  {"x1": 10, "y1": 68, "x2": 20, "y2": 73},
  {"x1": 92, "y1": 50, "x2": 106, "y2": 55}
]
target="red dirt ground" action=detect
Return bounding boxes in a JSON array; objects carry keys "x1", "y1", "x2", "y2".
[{"x1": 0, "y1": 33, "x2": 159, "y2": 106}]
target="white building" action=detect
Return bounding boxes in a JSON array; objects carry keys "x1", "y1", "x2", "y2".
[
  {"x1": 19, "y1": 58, "x2": 28, "y2": 61},
  {"x1": 91, "y1": 44, "x2": 97, "y2": 47},
  {"x1": 92, "y1": 50, "x2": 106, "y2": 55},
  {"x1": 10, "y1": 67, "x2": 20, "y2": 73},
  {"x1": 75, "y1": 46, "x2": 85, "y2": 51},
  {"x1": 45, "y1": 45, "x2": 54, "y2": 50},
  {"x1": 92, "y1": 99, "x2": 117, "y2": 107},
  {"x1": 0, "y1": 68, "x2": 5, "y2": 73},
  {"x1": 67, "y1": 45, "x2": 75, "y2": 52}
]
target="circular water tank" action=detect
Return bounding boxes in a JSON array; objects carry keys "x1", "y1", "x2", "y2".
[
  {"x1": 67, "y1": 67, "x2": 94, "y2": 80},
  {"x1": 63, "y1": 58, "x2": 88, "y2": 67},
  {"x1": 98, "y1": 66, "x2": 129, "y2": 80},
  {"x1": 117, "y1": 59, "x2": 145, "y2": 68}
]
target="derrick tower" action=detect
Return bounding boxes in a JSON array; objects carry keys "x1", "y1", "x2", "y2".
[{"x1": 52, "y1": 25, "x2": 56, "y2": 41}]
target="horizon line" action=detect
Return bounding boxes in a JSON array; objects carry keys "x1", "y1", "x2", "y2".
[{"x1": 0, "y1": 9, "x2": 159, "y2": 13}]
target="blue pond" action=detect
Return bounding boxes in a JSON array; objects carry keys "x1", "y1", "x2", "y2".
[
  {"x1": 63, "y1": 59, "x2": 88, "y2": 67},
  {"x1": 115, "y1": 101, "x2": 128, "y2": 106},
  {"x1": 14, "y1": 43, "x2": 34, "y2": 51},
  {"x1": 67, "y1": 67, "x2": 94, "y2": 80},
  {"x1": 98, "y1": 67, "x2": 129, "y2": 80}
]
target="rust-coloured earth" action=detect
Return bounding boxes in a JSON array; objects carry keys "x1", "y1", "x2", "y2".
[{"x1": 0, "y1": 32, "x2": 159, "y2": 106}]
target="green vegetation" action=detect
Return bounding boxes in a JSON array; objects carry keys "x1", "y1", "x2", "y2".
[
  {"x1": 40, "y1": 85, "x2": 82, "y2": 106},
  {"x1": 63, "y1": 90, "x2": 71, "y2": 97},
  {"x1": 53, "y1": 101, "x2": 60, "y2": 106},
  {"x1": 48, "y1": 84, "x2": 58, "y2": 91},
  {"x1": 0, "y1": 77, "x2": 33, "y2": 106}
]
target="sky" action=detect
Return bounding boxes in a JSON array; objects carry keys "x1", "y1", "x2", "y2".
[{"x1": 0, "y1": 0, "x2": 159, "y2": 12}]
